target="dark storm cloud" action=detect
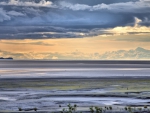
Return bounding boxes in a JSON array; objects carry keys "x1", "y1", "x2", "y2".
[
  {"x1": 0, "y1": 0, "x2": 150, "y2": 39},
  {"x1": 1, "y1": 41, "x2": 55, "y2": 46},
  {"x1": 52, "y1": 0, "x2": 139, "y2": 6}
]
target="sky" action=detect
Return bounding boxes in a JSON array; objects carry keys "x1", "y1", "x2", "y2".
[{"x1": 0, "y1": 0, "x2": 150, "y2": 60}]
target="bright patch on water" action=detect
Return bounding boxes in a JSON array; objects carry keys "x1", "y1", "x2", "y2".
[
  {"x1": 0, "y1": 96, "x2": 16, "y2": 101},
  {"x1": 0, "y1": 68, "x2": 150, "y2": 78}
]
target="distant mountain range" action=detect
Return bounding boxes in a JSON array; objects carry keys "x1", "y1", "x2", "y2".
[
  {"x1": 0, "y1": 57, "x2": 13, "y2": 60},
  {"x1": 0, "y1": 47, "x2": 150, "y2": 60},
  {"x1": 99, "y1": 47, "x2": 150, "y2": 60}
]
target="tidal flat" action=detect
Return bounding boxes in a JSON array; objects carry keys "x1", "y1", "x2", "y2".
[
  {"x1": 0, "y1": 78, "x2": 150, "y2": 113},
  {"x1": 0, "y1": 60, "x2": 150, "y2": 113}
]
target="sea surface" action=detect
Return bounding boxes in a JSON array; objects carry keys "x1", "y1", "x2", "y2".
[
  {"x1": 0, "y1": 60, "x2": 150, "y2": 112},
  {"x1": 0, "y1": 60, "x2": 150, "y2": 78}
]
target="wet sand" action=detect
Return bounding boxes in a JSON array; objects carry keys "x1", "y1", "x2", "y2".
[
  {"x1": 0, "y1": 77, "x2": 150, "y2": 113},
  {"x1": 0, "y1": 60, "x2": 150, "y2": 113}
]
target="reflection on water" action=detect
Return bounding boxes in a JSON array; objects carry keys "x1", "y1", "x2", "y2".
[
  {"x1": 41, "y1": 97, "x2": 150, "y2": 105},
  {"x1": 0, "y1": 89, "x2": 150, "y2": 111},
  {"x1": 0, "y1": 68, "x2": 150, "y2": 78},
  {"x1": 0, "y1": 60, "x2": 150, "y2": 78},
  {"x1": 0, "y1": 96, "x2": 16, "y2": 101},
  {"x1": 0, "y1": 61, "x2": 150, "y2": 111}
]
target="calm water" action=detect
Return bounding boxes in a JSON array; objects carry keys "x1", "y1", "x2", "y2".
[
  {"x1": 0, "y1": 60, "x2": 150, "y2": 112},
  {"x1": 0, "y1": 60, "x2": 150, "y2": 78}
]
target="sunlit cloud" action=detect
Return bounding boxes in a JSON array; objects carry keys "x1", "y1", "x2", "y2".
[
  {"x1": 59, "y1": 0, "x2": 150, "y2": 12},
  {"x1": 0, "y1": 0, "x2": 53, "y2": 7},
  {"x1": 105, "y1": 17, "x2": 150, "y2": 36},
  {"x1": 0, "y1": 0, "x2": 150, "y2": 60}
]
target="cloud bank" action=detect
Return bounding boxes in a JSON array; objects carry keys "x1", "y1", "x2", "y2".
[
  {"x1": 0, "y1": 0, "x2": 52, "y2": 7},
  {"x1": 0, "y1": 47, "x2": 150, "y2": 60},
  {"x1": 0, "y1": 0, "x2": 150, "y2": 39}
]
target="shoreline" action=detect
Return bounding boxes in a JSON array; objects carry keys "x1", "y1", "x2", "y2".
[
  {"x1": 1, "y1": 60, "x2": 150, "y2": 68},
  {"x1": 0, "y1": 61, "x2": 150, "y2": 112},
  {"x1": 0, "y1": 77, "x2": 150, "y2": 113},
  {"x1": 1, "y1": 76, "x2": 150, "y2": 80}
]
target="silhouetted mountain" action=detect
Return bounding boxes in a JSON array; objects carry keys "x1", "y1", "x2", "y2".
[
  {"x1": 0, "y1": 47, "x2": 150, "y2": 60},
  {"x1": 0, "y1": 57, "x2": 13, "y2": 60}
]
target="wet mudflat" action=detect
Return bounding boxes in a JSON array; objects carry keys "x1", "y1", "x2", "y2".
[
  {"x1": 0, "y1": 60, "x2": 150, "y2": 113},
  {"x1": 0, "y1": 78, "x2": 150, "y2": 113}
]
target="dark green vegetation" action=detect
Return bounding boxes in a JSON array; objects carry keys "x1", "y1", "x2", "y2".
[
  {"x1": 0, "y1": 78, "x2": 150, "y2": 97},
  {"x1": 0, "y1": 78, "x2": 150, "y2": 91},
  {"x1": 16, "y1": 104, "x2": 150, "y2": 113},
  {"x1": 0, "y1": 78, "x2": 150, "y2": 113}
]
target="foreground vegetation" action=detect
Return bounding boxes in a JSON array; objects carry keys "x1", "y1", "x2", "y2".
[
  {"x1": 0, "y1": 78, "x2": 150, "y2": 113},
  {"x1": 17, "y1": 104, "x2": 150, "y2": 113}
]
